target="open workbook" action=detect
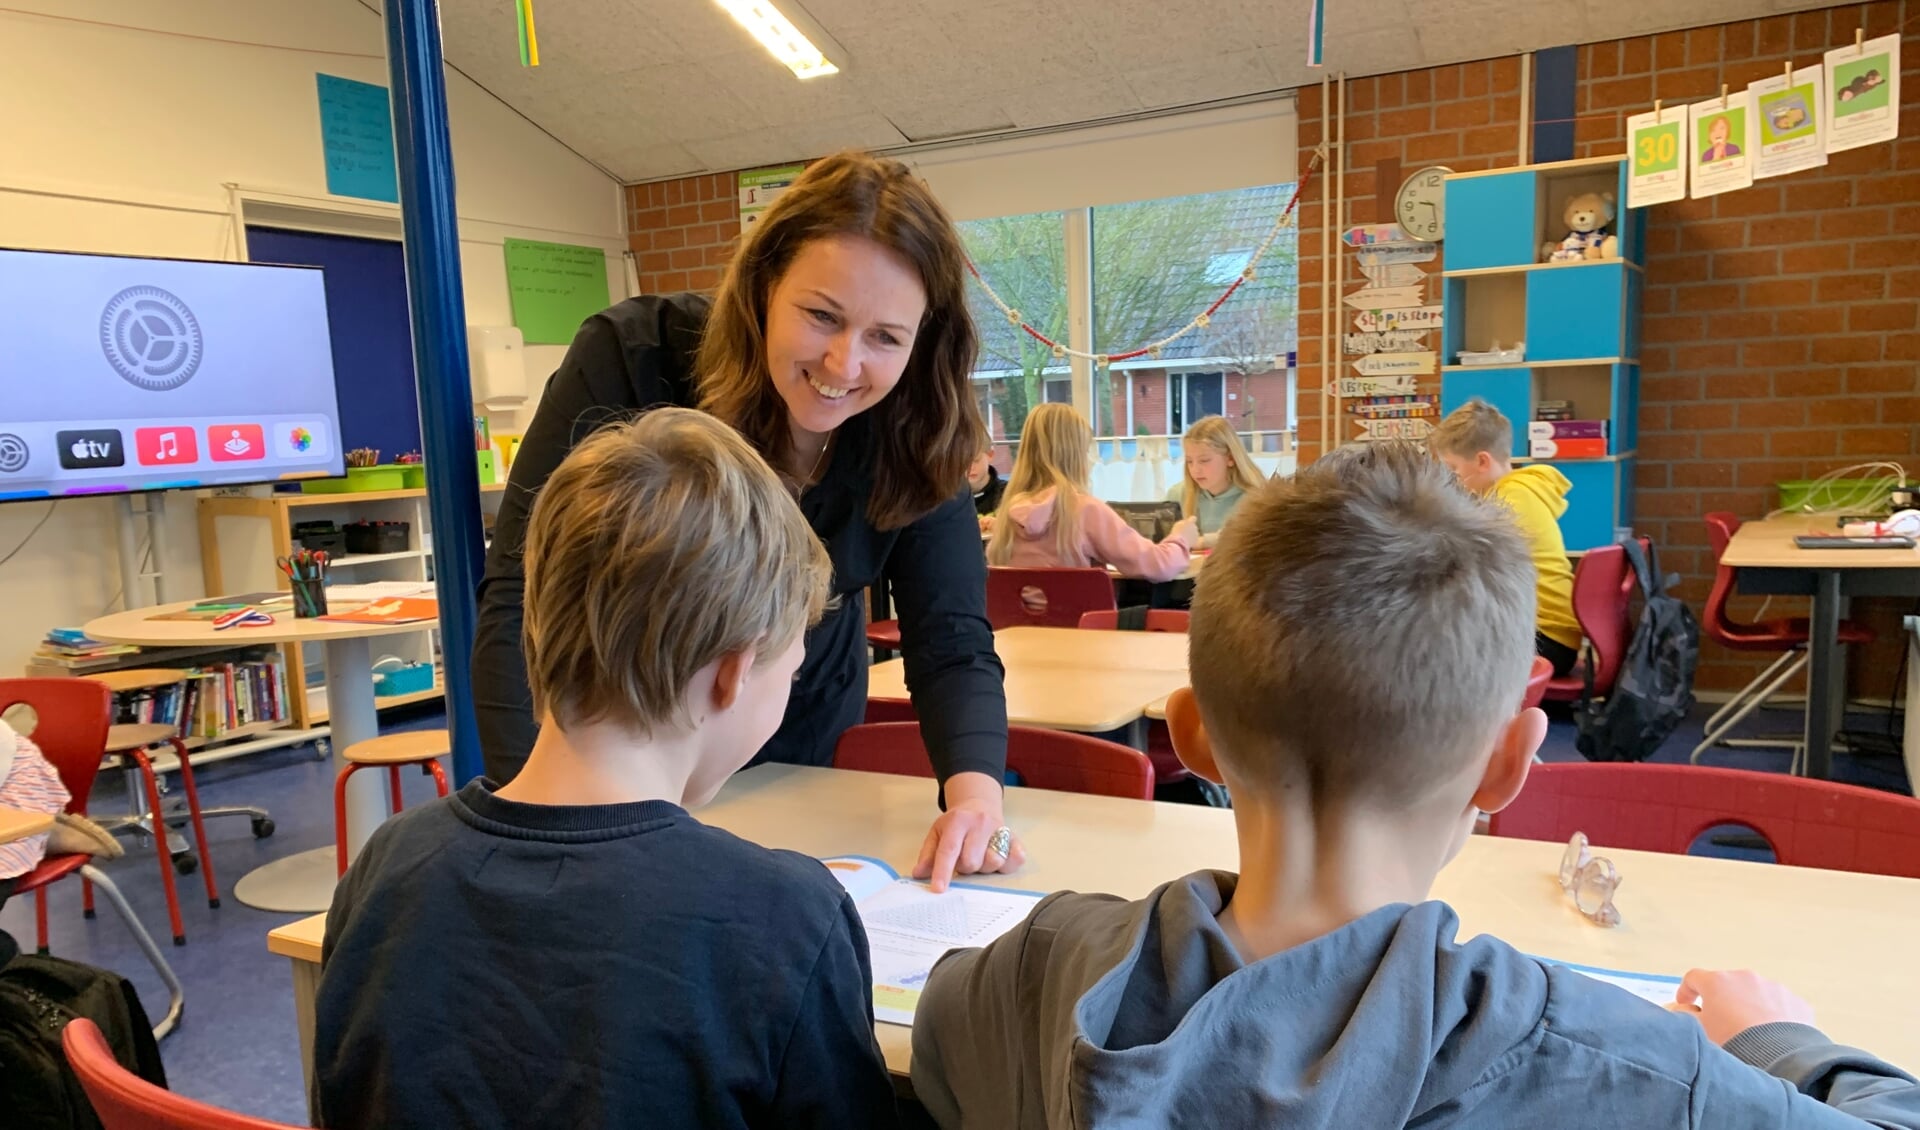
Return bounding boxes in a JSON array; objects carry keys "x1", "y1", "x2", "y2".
[{"x1": 824, "y1": 856, "x2": 1044, "y2": 1025}]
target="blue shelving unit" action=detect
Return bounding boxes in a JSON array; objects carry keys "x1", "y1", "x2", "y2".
[{"x1": 1439, "y1": 156, "x2": 1646, "y2": 552}]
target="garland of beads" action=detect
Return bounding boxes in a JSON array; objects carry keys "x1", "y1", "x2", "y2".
[{"x1": 964, "y1": 147, "x2": 1325, "y2": 369}]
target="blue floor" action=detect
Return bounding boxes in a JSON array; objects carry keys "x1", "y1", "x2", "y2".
[{"x1": 0, "y1": 698, "x2": 1907, "y2": 1123}]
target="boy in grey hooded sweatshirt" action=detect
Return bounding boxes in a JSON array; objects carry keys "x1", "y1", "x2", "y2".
[{"x1": 911, "y1": 441, "x2": 1920, "y2": 1129}]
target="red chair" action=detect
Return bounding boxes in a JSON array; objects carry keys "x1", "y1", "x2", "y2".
[
  {"x1": 866, "y1": 619, "x2": 902, "y2": 660},
  {"x1": 1077, "y1": 609, "x2": 1191, "y2": 632},
  {"x1": 1541, "y1": 542, "x2": 1640, "y2": 704},
  {"x1": 1078, "y1": 608, "x2": 1192, "y2": 786},
  {"x1": 863, "y1": 697, "x2": 917, "y2": 723},
  {"x1": 1522, "y1": 656, "x2": 1552, "y2": 713},
  {"x1": 334, "y1": 731, "x2": 451, "y2": 877},
  {"x1": 65, "y1": 1017, "x2": 303, "y2": 1129},
  {"x1": 0, "y1": 680, "x2": 182, "y2": 1037},
  {"x1": 1691, "y1": 512, "x2": 1874, "y2": 773},
  {"x1": 986, "y1": 566, "x2": 1117, "y2": 630},
  {"x1": 834, "y1": 722, "x2": 1154, "y2": 800},
  {"x1": 1488, "y1": 762, "x2": 1920, "y2": 879}
]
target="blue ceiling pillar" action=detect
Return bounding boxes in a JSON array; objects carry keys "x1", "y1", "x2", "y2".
[{"x1": 381, "y1": 0, "x2": 485, "y2": 785}]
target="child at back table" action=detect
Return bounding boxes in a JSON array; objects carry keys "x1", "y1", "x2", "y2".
[
  {"x1": 1431, "y1": 398, "x2": 1582, "y2": 676},
  {"x1": 1167, "y1": 415, "x2": 1265, "y2": 549},
  {"x1": 314, "y1": 408, "x2": 897, "y2": 1130},
  {"x1": 913, "y1": 441, "x2": 1920, "y2": 1129},
  {"x1": 988, "y1": 402, "x2": 1196, "y2": 582}
]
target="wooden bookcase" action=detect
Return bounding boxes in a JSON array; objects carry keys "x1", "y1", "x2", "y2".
[{"x1": 198, "y1": 484, "x2": 507, "y2": 729}]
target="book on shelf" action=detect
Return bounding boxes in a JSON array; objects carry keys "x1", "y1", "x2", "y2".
[{"x1": 116, "y1": 653, "x2": 291, "y2": 742}]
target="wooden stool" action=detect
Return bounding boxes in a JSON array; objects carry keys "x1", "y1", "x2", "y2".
[
  {"x1": 83, "y1": 670, "x2": 219, "y2": 946},
  {"x1": 335, "y1": 730, "x2": 451, "y2": 876}
]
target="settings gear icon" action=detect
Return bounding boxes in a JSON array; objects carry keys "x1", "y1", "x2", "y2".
[
  {"x1": 101, "y1": 286, "x2": 204, "y2": 391},
  {"x1": 0, "y1": 434, "x2": 27, "y2": 474}
]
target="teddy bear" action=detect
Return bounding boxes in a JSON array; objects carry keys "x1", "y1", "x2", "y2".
[{"x1": 1541, "y1": 192, "x2": 1619, "y2": 262}]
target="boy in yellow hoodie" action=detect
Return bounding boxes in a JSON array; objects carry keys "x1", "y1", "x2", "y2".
[{"x1": 1431, "y1": 399, "x2": 1581, "y2": 676}]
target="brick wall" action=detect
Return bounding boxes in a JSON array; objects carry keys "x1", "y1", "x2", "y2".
[
  {"x1": 1297, "y1": 1, "x2": 1920, "y2": 694},
  {"x1": 624, "y1": 172, "x2": 740, "y2": 294}
]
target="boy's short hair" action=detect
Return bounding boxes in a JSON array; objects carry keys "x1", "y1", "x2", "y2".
[
  {"x1": 1188, "y1": 441, "x2": 1537, "y2": 805},
  {"x1": 1429, "y1": 398, "x2": 1513, "y2": 461},
  {"x1": 521, "y1": 407, "x2": 831, "y2": 734}
]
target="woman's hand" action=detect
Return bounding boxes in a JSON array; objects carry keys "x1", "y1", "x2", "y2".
[{"x1": 913, "y1": 771, "x2": 1026, "y2": 892}]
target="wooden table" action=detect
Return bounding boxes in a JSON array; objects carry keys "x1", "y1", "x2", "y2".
[
  {"x1": 868, "y1": 627, "x2": 1188, "y2": 743},
  {"x1": 270, "y1": 763, "x2": 1920, "y2": 1092},
  {"x1": 86, "y1": 600, "x2": 439, "y2": 913},
  {"x1": 1721, "y1": 515, "x2": 1920, "y2": 779},
  {"x1": 0, "y1": 805, "x2": 54, "y2": 844}
]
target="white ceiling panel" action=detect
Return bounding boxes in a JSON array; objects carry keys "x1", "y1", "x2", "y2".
[{"x1": 422, "y1": 0, "x2": 1857, "y2": 182}]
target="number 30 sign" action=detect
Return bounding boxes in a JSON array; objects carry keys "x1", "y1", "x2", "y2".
[{"x1": 1627, "y1": 106, "x2": 1687, "y2": 207}]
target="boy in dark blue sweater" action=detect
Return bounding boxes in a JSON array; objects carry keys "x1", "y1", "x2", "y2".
[{"x1": 314, "y1": 408, "x2": 897, "y2": 1129}]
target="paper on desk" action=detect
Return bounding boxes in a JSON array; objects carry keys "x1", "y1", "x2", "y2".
[
  {"x1": 1538, "y1": 957, "x2": 1683, "y2": 1007},
  {"x1": 824, "y1": 856, "x2": 1044, "y2": 1025},
  {"x1": 322, "y1": 581, "x2": 434, "y2": 602}
]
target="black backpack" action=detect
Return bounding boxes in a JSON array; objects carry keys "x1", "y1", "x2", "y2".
[
  {"x1": 0, "y1": 950, "x2": 168, "y2": 1130},
  {"x1": 1576, "y1": 539, "x2": 1700, "y2": 763}
]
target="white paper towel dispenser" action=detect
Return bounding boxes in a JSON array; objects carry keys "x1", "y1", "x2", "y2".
[{"x1": 468, "y1": 325, "x2": 526, "y2": 410}]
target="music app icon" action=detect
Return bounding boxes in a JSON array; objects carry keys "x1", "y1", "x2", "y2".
[
  {"x1": 208, "y1": 424, "x2": 265, "y2": 462},
  {"x1": 134, "y1": 426, "x2": 199, "y2": 466}
]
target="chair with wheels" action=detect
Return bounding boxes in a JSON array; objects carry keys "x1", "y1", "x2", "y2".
[
  {"x1": 1541, "y1": 542, "x2": 1640, "y2": 704},
  {"x1": 1487, "y1": 762, "x2": 1920, "y2": 879},
  {"x1": 1690, "y1": 513, "x2": 1875, "y2": 774},
  {"x1": 835, "y1": 722, "x2": 1155, "y2": 801},
  {"x1": 986, "y1": 566, "x2": 1117, "y2": 630},
  {"x1": 65, "y1": 1017, "x2": 304, "y2": 1129},
  {"x1": 334, "y1": 730, "x2": 451, "y2": 876},
  {"x1": 0, "y1": 679, "x2": 183, "y2": 1037}
]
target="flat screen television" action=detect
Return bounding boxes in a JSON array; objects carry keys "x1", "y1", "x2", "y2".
[{"x1": 0, "y1": 247, "x2": 346, "y2": 502}]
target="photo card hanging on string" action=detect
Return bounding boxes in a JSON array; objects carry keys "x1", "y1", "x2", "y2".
[
  {"x1": 1626, "y1": 103, "x2": 1688, "y2": 207},
  {"x1": 1688, "y1": 90, "x2": 1755, "y2": 199},
  {"x1": 1825, "y1": 32, "x2": 1901, "y2": 153},
  {"x1": 1749, "y1": 63, "x2": 1828, "y2": 179}
]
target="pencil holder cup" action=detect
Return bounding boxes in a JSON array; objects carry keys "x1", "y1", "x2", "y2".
[{"x1": 292, "y1": 578, "x2": 329, "y2": 619}]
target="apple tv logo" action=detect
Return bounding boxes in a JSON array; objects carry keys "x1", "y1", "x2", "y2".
[{"x1": 57, "y1": 429, "x2": 125, "y2": 470}]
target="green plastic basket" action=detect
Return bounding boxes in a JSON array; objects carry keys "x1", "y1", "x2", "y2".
[{"x1": 300, "y1": 466, "x2": 407, "y2": 494}]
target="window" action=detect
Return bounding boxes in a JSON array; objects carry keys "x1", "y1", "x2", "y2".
[
  {"x1": 1091, "y1": 184, "x2": 1297, "y2": 441},
  {"x1": 957, "y1": 210, "x2": 1067, "y2": 443}
]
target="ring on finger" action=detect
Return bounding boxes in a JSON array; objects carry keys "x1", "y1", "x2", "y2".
[{"x1": 987, "y1": 826, "x2": 1013, "y2": 859}]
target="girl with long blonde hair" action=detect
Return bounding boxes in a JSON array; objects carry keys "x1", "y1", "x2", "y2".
[
  {"x1": 989, "y1": 403, "x2": 1196, "y2": 581},
  {"x1": 1168, "y1": 415, "x2": 1265, "y2": 549}
]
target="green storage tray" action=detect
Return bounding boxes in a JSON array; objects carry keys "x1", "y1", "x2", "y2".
[
  {"x1": 1776, "y1": 477, "x2": 1898, "y2": 513},
  {"x1": 300, "y1": 466, "x2": 407, "y2": 494}
]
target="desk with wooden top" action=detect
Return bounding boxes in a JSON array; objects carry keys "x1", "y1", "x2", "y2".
[
  {"x1": 269, "y1": 763, "x2": 1920, "y2": 1100},
  {"x1": 1721, "y1": 515, "x2": 1920, "y2": 779},
  {"x1": 0, "y1": 806, "x2": 54, "y2": 844},
  {"x1": 867, "y1": 626, "x2": 1188, "y2": 743}
]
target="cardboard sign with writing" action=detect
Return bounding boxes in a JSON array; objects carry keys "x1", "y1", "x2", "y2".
[
  {"x1": 1353, "y1": 243, "x2": 1438, "y2": 268},
  {"x1": 1352, "y1": 305, "x2": 1443, "y2": 333},
  {"x1": 1337, "y1": 374, "x2": 1418, "y2": 396},
  {"x1": 1342, "y1": 285, "x2": 1425, "y2": 310},
  {"x1": 1351, "y1": 351, "x2": 1436, "y2": 375},
  {"x1": 1355, "y1": 417, "x2": 1437, "y2": 441},
  {"x1": 1348, "y1": 395, "x2": 1439, "y2": 419},
  {"x1": 1342, "y1": 223, "x2": 1411, "y2": 246},
  {"x1": 1345, "y1": 331, "x2": 1430, "y2": 356}
]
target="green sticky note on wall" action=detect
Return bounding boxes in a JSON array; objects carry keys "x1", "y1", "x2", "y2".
[{"x1": 503, "y1": 239, "x2": 612, "y2": 345}]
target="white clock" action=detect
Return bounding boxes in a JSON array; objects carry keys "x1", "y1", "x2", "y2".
[{"x1": 1395, "y1": 165, "x2": 1452, "y2": 242}]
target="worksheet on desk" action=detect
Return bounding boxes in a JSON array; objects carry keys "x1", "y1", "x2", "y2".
[
  {"x1": 1537, "y1": 957, "x2": 1684, "y2": 1007},
  {"x1": 823, "y1": 856, "x2": 1044, "y2": 1025}
]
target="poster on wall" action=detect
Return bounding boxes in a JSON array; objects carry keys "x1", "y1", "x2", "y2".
[
  {"x1": 1749, "y1": 65, "x2": 1828, "y2": 178},
  {"x1": 1625, "y1": 105, "x2": 1687, "y2": 207},
  {"x1": 316, "y1": 74, "x2": 398, "y2": 204},
  {"x1": 503, "y1": 239, "x2": 612, "y2": 345},
  {"x1": 739, "y1": 165, "x2": 806, "y2": 234},
  {"x1": 1825, "y1": 33, "x2": 1901, "y2": 153},
  {"x1": 1688, "y1": 92, "x2": 1755, "y2": 199}
]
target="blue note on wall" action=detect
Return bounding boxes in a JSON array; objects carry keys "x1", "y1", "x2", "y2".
[{"x1": 316, "y1": 74, "x2": 398, "y2": 203}]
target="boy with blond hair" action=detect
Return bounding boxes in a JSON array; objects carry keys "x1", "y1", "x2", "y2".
[
  {"x1": 912, "y1": 442, "x2": 1920, "y2": 1128},
  {"x1": 315, "y1": 408, "x2": 898, "y2": 1129},
  {"x1": 1430, "y1": 398, "x2": 1583, "y2": 677}
]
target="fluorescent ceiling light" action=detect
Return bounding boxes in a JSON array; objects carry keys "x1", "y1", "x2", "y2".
[{"x1": 712, "y1": 0, "x2": 844, "y2": 80}]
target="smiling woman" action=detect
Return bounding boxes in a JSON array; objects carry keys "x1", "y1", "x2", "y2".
[{"x1": 471, "y1": 152, "x2": 1022, "y2": 889}]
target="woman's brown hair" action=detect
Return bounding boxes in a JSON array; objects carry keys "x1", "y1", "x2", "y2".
[{"x1": 697, "y1": 150, "x2": 983, "y2": 530}]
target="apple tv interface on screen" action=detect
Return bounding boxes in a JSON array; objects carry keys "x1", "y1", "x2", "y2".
[{"x1": 0, "y1": 248, "x2": 347, "y2": 501}]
